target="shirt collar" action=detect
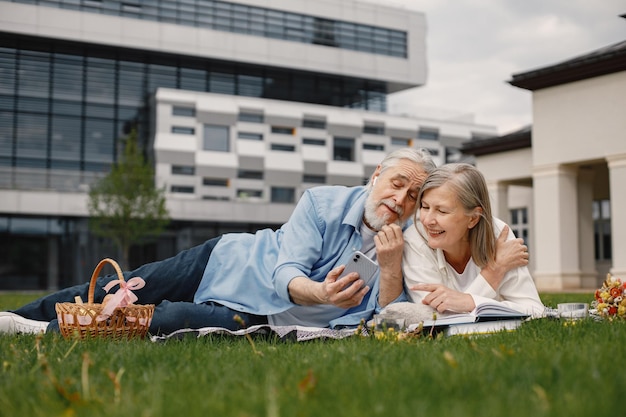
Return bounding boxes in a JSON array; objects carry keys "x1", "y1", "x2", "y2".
[
  {"x1": 343, "y1": 187, "x2": 369, "y2": 229},
  {"x1": 435, "y1": 248, "x2": 448, "y2": 272}
]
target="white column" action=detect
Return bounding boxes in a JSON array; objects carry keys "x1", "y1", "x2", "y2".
[
  {"x1": 577, "y1": 167, "x2": 597, "y2": 288},
  {"x1": 607, "y1": 154, "x2": 626, "y2": 278},
  {"x1": 487, "y1": 181, "x2": 509, "y2": 221},
  {"x1": 532, "y1": 164, "x2": 581, "y2": 290}
]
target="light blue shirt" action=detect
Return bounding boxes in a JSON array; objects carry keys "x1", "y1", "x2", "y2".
[{"x1": 193, "y1": 185, "x2": 407, "y2": 328}]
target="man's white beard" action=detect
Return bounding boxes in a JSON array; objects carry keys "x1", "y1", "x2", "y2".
[{"x1": 363, "y1": 197, "x2": 405, "y2": 231}]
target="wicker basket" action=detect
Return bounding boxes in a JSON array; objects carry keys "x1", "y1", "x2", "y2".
[{"x1": 55, "y1": 258, "x2": 154, "y2": 340}]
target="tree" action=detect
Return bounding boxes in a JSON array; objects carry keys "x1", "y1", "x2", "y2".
[{"x1": 88, "y1": 129, "x2": 169, "y2": 270}]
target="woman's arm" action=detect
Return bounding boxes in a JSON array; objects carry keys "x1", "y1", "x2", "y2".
[
  {"x1": 471, "y1": 267, "x2": 545, "y2": 317},
  {"x1": 403, "y1": 221, "x2": 542, "y2": 316}
]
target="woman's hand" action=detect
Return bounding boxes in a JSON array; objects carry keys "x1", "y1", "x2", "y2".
[{"x1": 410, "y1": 283, "x2": 476, "y2": 313}]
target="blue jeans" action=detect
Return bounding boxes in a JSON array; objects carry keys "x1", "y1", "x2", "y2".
[{"x1": 13, "y1": 237, "x2": 267, "y2": 335}]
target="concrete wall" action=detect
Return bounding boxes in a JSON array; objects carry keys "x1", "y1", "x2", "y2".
[{"x1": 532, "y1": 71, "x2": 626, "y2": 167}]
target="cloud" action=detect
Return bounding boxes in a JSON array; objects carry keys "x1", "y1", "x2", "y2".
[{"x1": 382, "y1": 0, "x2": 625, "y2": 133}]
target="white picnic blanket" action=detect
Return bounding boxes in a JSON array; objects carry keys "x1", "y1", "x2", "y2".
[{"x1": 150, "y1": 324, "x2": 365, "y2": 343}]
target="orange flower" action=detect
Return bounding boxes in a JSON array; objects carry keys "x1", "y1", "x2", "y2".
[
  {"x1": 610, "y1": 287, "x2": 622, "y2": 298},
  {"x1": 595, "y1": 289, "x2": 603, "y2": 302},
  {"x1": 608, "y1": 306, "x2": 618, "y2": 316}
]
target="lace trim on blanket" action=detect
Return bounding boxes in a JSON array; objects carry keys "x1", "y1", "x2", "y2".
[{"x1": 150, "y1": 324, "x2": 365, "y2": 342}]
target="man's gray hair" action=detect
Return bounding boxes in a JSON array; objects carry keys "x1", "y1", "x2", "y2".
[{"x1": 366, "y1": 148, "x2": 436, "y2": 189}]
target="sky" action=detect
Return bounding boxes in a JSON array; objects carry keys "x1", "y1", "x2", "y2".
[{"x1": 365, "y1": 0, "x2": 626, "y2": 135}]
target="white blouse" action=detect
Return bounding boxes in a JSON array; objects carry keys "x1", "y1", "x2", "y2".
[{"x1": 402, "y1": 217, "x2": 545, "y2": 317}]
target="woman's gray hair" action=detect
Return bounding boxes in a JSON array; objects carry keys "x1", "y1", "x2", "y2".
[
  {"x1": 366, "y1": 148, "x2": 436, "y2": 189},
  {"x1": 415, "y1": 163, "x2": 496, "y2": 267}
]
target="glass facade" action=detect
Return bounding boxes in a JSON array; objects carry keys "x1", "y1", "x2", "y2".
[
  {"x1": 0, "y1": 1, "x2": 405, "y2": 289},
  {"x1": 0, "y1": 33, "x2": 388, "y2": 192},
  {"x1": 7, "y1": 0, "x2": 407, "y2": 58}
]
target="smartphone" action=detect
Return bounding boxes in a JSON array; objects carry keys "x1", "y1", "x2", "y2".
[{"x1": 340, "y1": 251, "x2": 379, "y2": 287}]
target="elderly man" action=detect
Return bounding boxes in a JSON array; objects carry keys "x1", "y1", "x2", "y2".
[{"x1": 0, "y1": 148, "x2": 435, "y2": 335}]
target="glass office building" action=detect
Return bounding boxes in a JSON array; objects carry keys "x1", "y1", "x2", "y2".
[{"x1": 0, "y1": 0, "x2": 495, "y2": 289}]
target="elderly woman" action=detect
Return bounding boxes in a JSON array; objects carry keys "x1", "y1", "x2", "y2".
[{"x1": 401, "y1": 163, "x2": 544, "y2": 318}]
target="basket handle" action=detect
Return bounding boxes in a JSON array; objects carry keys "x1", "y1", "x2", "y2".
[{"x1": 87, "y1": 258, "x2": 125, "y2": 304}]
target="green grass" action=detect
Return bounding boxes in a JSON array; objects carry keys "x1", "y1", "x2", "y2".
[{"x1": 1, "y1": 292, "x2": 624, "y2": 417}]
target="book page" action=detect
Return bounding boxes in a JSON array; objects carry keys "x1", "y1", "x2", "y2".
[{"x1": 443, "y1": 319, "x2": 523, "y2": 336}]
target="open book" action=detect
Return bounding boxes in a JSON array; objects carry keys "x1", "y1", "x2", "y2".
[{"x1": 406, "y1": 301, "x2": 529, "y2": 333}]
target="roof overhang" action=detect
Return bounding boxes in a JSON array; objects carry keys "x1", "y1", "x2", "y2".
[
  {"x1": 509, "y1": 40, "x2": 626, "y2": 91},
  {"x1": 461, "y1": 126, "x2": 531, "y2": 156}
]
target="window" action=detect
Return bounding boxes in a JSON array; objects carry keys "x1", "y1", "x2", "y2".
[
  {"x1": 203, "y1": 195, "x2": 230, "y2": 201},
  {"x1": 303, "y1": 138, "x2": 325, "y2": 146},
  {"x1": 238, "y1": 74, "x2": 263, "y2": 97},
  {"x1": 171, "y1": 185, "x2": 194, "y2": 193},
  {"x1": 121, "y1": 2, "x2": 141, "y2": 13},
  {"x1": 418, "y1": 128, "x2": 439, "y2": 141},
  {"x1": 510, "y1": 208, "x2": 529, "y2": 246},
  {"x1": 172, "y1": 106, "x2": 195, "y2": 117},
  {"x1": 238, "y1": 112, "x2": 264, "y2": 123},
  {"x1": 83, "y1": 117, "x2": 114, "y2": 170},
  {"x1": 303, "y1": 174, "x2": 326, "y2": 184},
  {"x1": 210, "y1": 71, "x2": 235, "y2": 94},
  {"x1": 238, "y1": 170, "x2": 263, "y2": 180},
  {"x1": 333, "y1": 137, "x2": 355, "y2": 161},
  {"x1": 238, "y1": 189, "x2": 263, "y2": 198},
  {"x1": 363, "y1": 124, "x2": 384, "y2": 135},
  {"x1": 237, "y1": 132, "x2": 263, "y2": 141},
  {"x1": 302, "y1": 119, "x2": 326, "y2": 129},
  {"x1": 271, "y1": 144, "x2": 295, "y2": 152},
  {"x1": 391, "y1": 137, "x2": 412, "y2": 147},
  {"x1": 180, "y1": 68, "x2": 206, "y2": 92},
  {"x1": 203, "y1": 124, "x2": 230, "y2": 152},
  {"x1": 445, "y1": 148, "x2": 462, "y2": 163},
  {"x1": 271, "y1": 126, "x2": 295, "y2": 135},
  {"x1": 51, "y1": 115, "x2": 81, "y2": 168},
  {"x1": 593, "y1": 200, "x2": 612, "y2": 260},
  {"x1": 271, "y1": 187, "x2": 295, "y2": 203},
  {"x1": 363, "y1": 143, "x2": 384, "y2": 151},
  {"x1": 203, "y1": 177, "x2": 229, "y2": 187},
  {"x1": 171, "y1": 126, "x2": 195, "y2": 135},
  {"x1": 171, "y1": 165, "x2": 195, "y2": 175},
  {"x1": 86, "y1": 56, "x2": 115, "y2": 104}
]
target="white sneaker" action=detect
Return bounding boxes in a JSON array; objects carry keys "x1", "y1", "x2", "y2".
[{"x1": 0, "y1": 312, "x2": 49, "y2": 334}]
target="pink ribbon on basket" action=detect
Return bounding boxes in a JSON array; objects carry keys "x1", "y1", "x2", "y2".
[{"x1": 96, "y1": 277, "x2": 146, "y2": 322}]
